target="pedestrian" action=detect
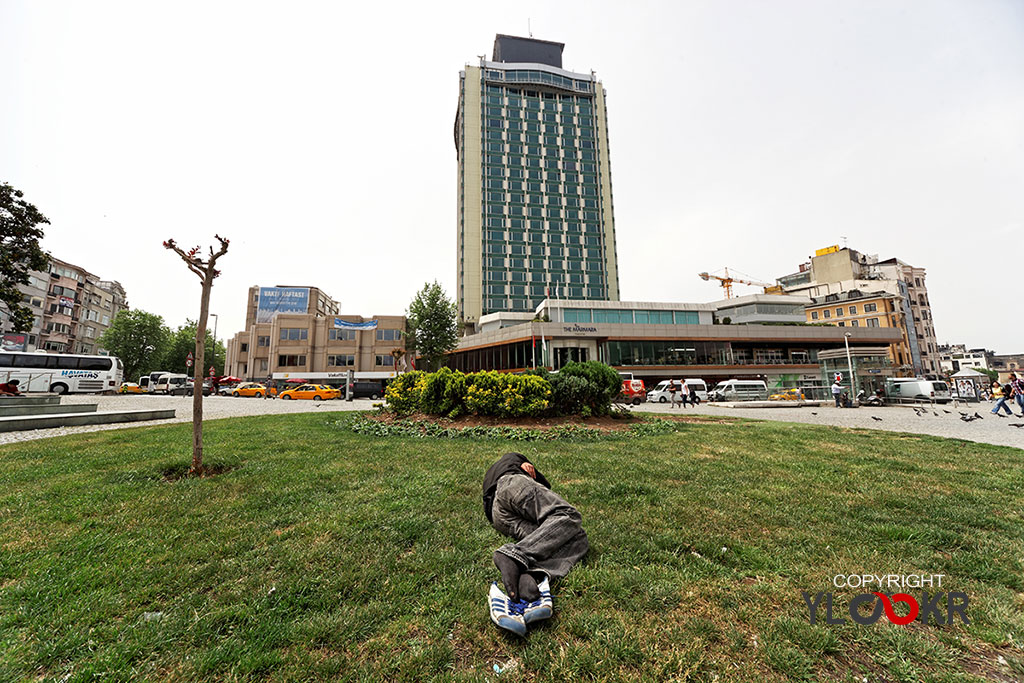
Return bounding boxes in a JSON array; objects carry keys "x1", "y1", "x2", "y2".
[
  {"x1": 668, "y1": 380, "x2": 678, "y2": 408},
  {"x1": 831, "y1": 378, "x2": 843, "y2": 408},
  {"x1": 991, "y1": 380, "x2": 1013, "y2": 416},
  {"x1": 1010, "y1": 373, "x2": 1024, "y2": 417},
  {"x1": 680, "y1": 381, "x2": 691, "y2": 408},
  {"x1": 483, "y1": 452, "x2": 588, "y2": 637},
  {"x1": 0, "y1": 379, "x2": 21, "y2": 396}
]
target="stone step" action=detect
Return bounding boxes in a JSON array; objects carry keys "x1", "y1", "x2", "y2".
[
  {"x1": 0, "y1": 395, "x2": 61, "y2": 407},
  {"x1": 0, "y1": 409, "x2": 177, "y2": 433},
  {"x1": 0, "y1": 403, "x2": 99, "y2": 417}
]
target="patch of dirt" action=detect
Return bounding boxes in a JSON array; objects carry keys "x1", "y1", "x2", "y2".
[{"x1": 161, "y1": 462, "x2": 240, "y2": 481}]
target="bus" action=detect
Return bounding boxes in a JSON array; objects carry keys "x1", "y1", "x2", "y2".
[{"x1": 0, "y1": 351, "x2": 124, "y2": 394}]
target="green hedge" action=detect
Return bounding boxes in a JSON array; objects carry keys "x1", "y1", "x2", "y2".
[{"x1": 383, "y1": 361, "x2": 622, "y2": 418}]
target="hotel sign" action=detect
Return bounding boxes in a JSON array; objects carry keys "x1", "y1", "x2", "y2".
[{"x1": 562, "y1": 324, "x2": 598, "y2": 335}]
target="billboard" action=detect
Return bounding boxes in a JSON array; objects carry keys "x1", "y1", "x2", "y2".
[
  {"x1": 2, "y1": 334, "x2": 27, "y2": 351},
  {"x1": 256, "y1": 287, "x2": 310, "y2": 323}
]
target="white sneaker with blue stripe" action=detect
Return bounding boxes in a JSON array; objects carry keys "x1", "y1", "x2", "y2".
[
  {"x1": 489, "y1": 582, "x2": 527, "y2": 637},
  {"x1": 523, "y1": 577, "x2": 553, "y2": 625}
]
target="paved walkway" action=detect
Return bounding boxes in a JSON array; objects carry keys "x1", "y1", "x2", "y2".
[
  {"x1": 633, "y1": 401, "x2": 1024, "y2": 450},
  {"x1": 0, "y1": 394, "x2": 370, "y2": 445}
]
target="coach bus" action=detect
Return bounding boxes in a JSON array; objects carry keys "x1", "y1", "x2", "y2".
[{"x1": 0, "y1": 351, "x2": 124, "y2": 394}]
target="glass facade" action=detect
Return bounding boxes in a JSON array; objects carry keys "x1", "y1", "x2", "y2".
[
  {"x1": 477, "y1": 70, "x2": 609, "y2": 315},
  {"x1": 563, "y1": 308, "x2": 699, "y2": 324}
]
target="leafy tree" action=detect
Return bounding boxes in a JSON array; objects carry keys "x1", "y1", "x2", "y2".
[
  {"x1": 98, "y1": 310, "x2": 171, "y2": 382},
  {"x1": 0, "y1": 183, "x2": 50, "y2": 332},
  {"x1": 971, "y1": 367, "x2": 998, "y2": 383},
  {"x1": 405, "y1": 281, "x2": 458, "y2": 372},
  {"x1": 163, "y1": 321, "x2": 225, "y2": 376}
]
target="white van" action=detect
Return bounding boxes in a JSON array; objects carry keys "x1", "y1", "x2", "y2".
[
  {"x1": 886, "y1": 379, "x2": 952, "y2": 404},
  {"x1": 647, "y1": 379, "x2": 708, "y2": 403},
  {"x1": 154, "y1": 373, "x2": 189, "y2": 395},
  {"x1": 709, "y1": 379, "x2": 768, "y2": 402}
]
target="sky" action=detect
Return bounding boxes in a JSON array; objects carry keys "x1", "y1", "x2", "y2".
[{"x1": 2, "y1": 0, "x2": 1021, "y2": 351}]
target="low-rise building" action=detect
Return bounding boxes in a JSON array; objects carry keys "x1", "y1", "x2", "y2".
[
  {"x1": 937, "y1": 344, "x2": 992, "y2": 375},
  {"x1": 225, "y1": 285, "x2": 406, "y2": 381},
  {"x1": 445, "y1": 299, "x2": 902, "y2": 392}
]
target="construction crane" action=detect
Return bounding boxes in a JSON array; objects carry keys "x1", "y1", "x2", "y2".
[{"x1": 698, "y1": 267, "x2": 782, "y2": 299}]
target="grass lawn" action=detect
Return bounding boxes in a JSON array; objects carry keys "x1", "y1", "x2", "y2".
[{"x1": 1, "y1": 413, "x2": 1022, "y2": 682}]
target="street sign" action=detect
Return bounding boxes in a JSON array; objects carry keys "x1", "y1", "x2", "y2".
[
  {"x1": 186, "y1": 359, "x2": 193, "y2": 368},
  {"x1": 209, "y1": 365, "x2": 215, "y2": 376}
]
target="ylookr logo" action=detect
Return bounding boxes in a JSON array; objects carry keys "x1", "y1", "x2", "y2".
[{"x1": 804, "y1": 574, "x2": 969, "y2": 626}]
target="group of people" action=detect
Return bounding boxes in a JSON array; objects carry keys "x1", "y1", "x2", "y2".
[
  {"x1": 991, "y1": 372, "x2": 1024, "y2": 417},
  {"x1": 666, "y1": 380, "x2": 700, "y2": 408}
]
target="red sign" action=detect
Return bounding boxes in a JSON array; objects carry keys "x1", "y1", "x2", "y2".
[
  {"x1": 209, "y1": 366, "x2": 215, "y2": 376},
  {"x1": 186, "y1": 352, "x2": 193, "y2": 360}
]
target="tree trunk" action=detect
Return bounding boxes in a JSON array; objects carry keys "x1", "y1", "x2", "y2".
[{"x1": 191, "y1": 276, "x2": 213, "y2": 474}]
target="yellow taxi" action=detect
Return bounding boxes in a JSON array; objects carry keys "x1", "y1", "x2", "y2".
[
  {"x1": 278, "y1": 384, "x2": 340, "y2": 401},
  {"x1": 118, "y1": 382, "x2": 144, "y2": 394},
  {"x1": 232, "y1": 382, "x2": 269, "y2": 398},
  {"x1": 769, "y1": 387, "x2": 804, "y2": 401}
]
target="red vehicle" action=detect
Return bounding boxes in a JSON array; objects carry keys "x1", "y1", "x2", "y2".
[{"x1": 620, "y1": 378, "x2": 647, "y2": 405}]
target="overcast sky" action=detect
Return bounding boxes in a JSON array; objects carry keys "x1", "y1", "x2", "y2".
[{"x1": 2, "y1": 1, "x2": 1021, "y2": 351}]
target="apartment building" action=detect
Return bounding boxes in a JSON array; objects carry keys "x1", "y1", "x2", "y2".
[
  {"x1": 805, "y1": 290, "x2": 915, "y2": 372},
  {"x1": 225, "y1": 285, "x2": 406, "y2": 380},
  {"x1": 456, "y1": 35, "x2": 620, "y2": 334},
  {"x1": 777, "y1": 246, "x2": 940, "y2": 376},
  {"x1": 0, "y1": 257, "x2": 128, "y2": 354}
]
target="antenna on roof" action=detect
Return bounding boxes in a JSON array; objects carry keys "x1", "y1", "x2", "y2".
[
  {"x1": 840, "y1": 236, "x2": 848, "y2": 248},
  {"x1": 528, "y1": 18, "x2": 533, "y2": 37}
]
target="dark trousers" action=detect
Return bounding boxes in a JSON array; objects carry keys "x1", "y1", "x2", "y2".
[{"x1": 491, "y1": 474, "x2": 588, "y2": 582}]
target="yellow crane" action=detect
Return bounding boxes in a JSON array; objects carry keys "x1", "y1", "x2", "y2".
[{"x1": 699, "y1": 268, "x2": 783, "y2": 299}]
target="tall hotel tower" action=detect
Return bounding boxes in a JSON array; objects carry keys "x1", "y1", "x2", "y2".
[{"x1": 456, "y1": 35, "x2": 620, "y2": 334}]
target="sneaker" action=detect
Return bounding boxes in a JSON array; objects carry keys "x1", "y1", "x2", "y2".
[
  {"x1": 489, "y1": 582, "x2": 527, "y2": 637},
  {"x1": 522, "y1": 577, "x2": 553, "y2": 625}
]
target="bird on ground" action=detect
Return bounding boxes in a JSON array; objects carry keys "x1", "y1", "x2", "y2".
[
  {"x1": 943, "y1": 410, "x2": 951, "y2": 414},
  {"x1": 810, "y1": 412, "x2": 818, "y2": 416},
  {"x1": 871, "y1": 416, "x2": 883, "y2": 422},
  {"x1": 974, "y1": 412, "x2": 984, "y2": 420},
  {"x1": 933, "y1": 411, "x2": 939, "y2": 417},
  {"x1": 1009, "y1": 423, "x2": 1024, "y2": 428}
]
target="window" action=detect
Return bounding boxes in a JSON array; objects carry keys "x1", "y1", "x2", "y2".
[
  {"x1": 823, "y1": 310, "x2": 831, "y2": 319},
  {"x1": 376, "y1": 328, "x2": 401, "y2": 341},
  {"x1": 864, "y1": 303, "x2": 877, "y2": 312},
  {"x1": 849, "y1": 306, "x2": 857, "y2": 315},
  {"x1": 563, "y1": 308, "x2": 592, "y2": 323},
  {"x1": 240, "y1": 343, "x2": 249, "y2": 352},
  {"x1": 810, "y1": 311, "x2": 819, "y2": 320},
  {"x1": 376, "y1": 355, "x2": 395, "y2": 367},
  {"x1": 329, "y1": 329, "x2": 356, "y2": 341},
  {"x1": 278, "y1": 354, "x2": 306, "y2": 366},
  {"x1": 850, "y1": 320, "x2": 859, "y2": 327},
  {"x1": 867, "y1": 318, "x2": 880, "y2": 327},
  {"x1": 835, "y1": 308, "x2": 843, "y2": 317},
  {"x1": 328, "y1": 354, "x2": 355, "y2": 367},
  {"x1": 257, "y1": 336, "x2": 270, "y2": 347},
  {"x1": 279, "y1": 328, "x2": 308, "y2": 341}
]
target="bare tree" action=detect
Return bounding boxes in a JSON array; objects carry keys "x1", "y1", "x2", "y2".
[{"x1": 163, "y1": 235, "x2": 230, "y2": 475}]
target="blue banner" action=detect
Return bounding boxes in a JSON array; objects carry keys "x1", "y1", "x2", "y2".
[
  {"x1": 256, "y1": 287, "x2": 310, "y2": 323},
  {"x1": 334, "y1": 318, "x2": 378, "y2": 330}
]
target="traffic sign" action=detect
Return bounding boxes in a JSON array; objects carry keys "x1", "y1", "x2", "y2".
[{"x1": 209, "y1": 365, "x2": 215, "y2": 376}]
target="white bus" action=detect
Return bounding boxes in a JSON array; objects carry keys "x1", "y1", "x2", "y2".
[{"x1": 0, "y1": 351, "x2": 124, "y2": 394}]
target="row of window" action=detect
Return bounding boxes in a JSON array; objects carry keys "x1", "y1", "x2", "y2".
[
  {"x1": 485, "y1": 259, "x2": 604, "y2": 274},
  {"x1": 487, "y1": 282, "x2": 605, "y2": 295},
  {"x1": 483, "y1": 175, "x2": 598, "y2": 190},
  {"x1": 483, "y1": 117, "x2": 594, "y2": 136},
  {"x1": 562, "y1": 309, "x2": 701, "y2": 325},
  {"x1": 0, "y1": 353, "x2": 113, "y2": 370},
  {"x1": 482, "y1": 145, "x2": 598, "y2": 170},
  {"x1": 483, "y1": 73, "x2": 594, "y2": 94},
  {"x1": 278, "y1": 354, "x2": 395, "y2": 368},
  {"x1": 278, "y1": 328, "x2": 400, "y2": 341},
  {"x1": 810, "y1": 302, "x2": 879, "y2": 320},
  {"x1": 485, "y1": 291, "x2": 606, "y2": 310},
  {"x1": 485, "y1": 229, "x2": 602, "y2": 243},
  {"x1": 836, "y1": 319, "x2": 881, "y2": 327}
]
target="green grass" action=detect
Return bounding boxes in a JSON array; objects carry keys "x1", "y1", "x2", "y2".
[{"x1": 0, "y1": 413, "x2": 1022, "y2": 682}]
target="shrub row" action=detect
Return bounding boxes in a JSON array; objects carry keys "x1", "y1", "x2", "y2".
[
  {"x1": 344, "y1": 415, "x2": 684, "y2": 441},
  {"x1": 383, "y1": 361, "x2": 623, "y2": 418}
]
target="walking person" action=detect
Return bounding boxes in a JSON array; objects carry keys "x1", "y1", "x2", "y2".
[
  {"x1": 1010, "y1": 373, "x2": 1024, "y2": 417},
  {"x1": 668, "y1": 380, "x2": 679, "y2": 409},
  {"x1": 483, "y1": 452, "x2": 588, "y2": 637},
  {"x1": 679, "y1": 381, "x2": 691, "y2": 408},
  {"x1": 991, "y1": 380, "x2": 1013, "y2": 416}
]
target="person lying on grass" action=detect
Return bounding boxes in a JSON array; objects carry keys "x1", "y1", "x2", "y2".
[{"x1": 482, "y1": 452, "x2": 588, "y2": 636}]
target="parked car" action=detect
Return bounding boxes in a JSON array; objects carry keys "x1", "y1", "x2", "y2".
[
  {"x1": 177, "y1": 379, "x2": 212, "y2": 396},
  {"x1": 708, "y1": 380, "x2": 768, "y2": 402},
  {"x1": 885, "y1": 379, "x2": 952, "y2": 404},
  {"x1": 279, "y1": 384, "x2": 340, "y2": 401},
  {"x1": 344, "y1": 381, "x2": 384, "y2": 400},
  {"x1": 153, "y1": 373, "x2": 189, "y2": 395},
  {"x1": 769, "y1": 387, "x2": 804, "y2": 401},
  {"x1": 647, "y1": 379, "x2": 708, "y2": 403},
  {"x1": 619, "y1": 379, "x2": 647, "y2": 405},
  {"x1": 118, "y1": 382, "x2": 144, "y2": 394},
  {"x1": 232, "y1": 382, "x2": 268, "y2": 398}
]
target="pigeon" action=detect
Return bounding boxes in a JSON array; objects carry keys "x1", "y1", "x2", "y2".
[
  {"x1": 1009, "y1": 423, "x2": 1024, "y2": 428},
  {"x1": 811, "y1": 412, "x2": 818, "y2": 416},
  {"x1": 943, "y1": 410, "x2": 951, "y2": 414},
  {"x1": 974, "y1": 412, "x2": 984, "y2": 420},
  {"x1": 871, "y1": 416, "x2": 883, "y2": 422},
  {"x1": 933, "y1": 411, "x2": 939, "y2": 417}
]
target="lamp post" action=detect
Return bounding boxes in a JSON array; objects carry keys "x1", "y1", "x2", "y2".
[
  {"x1": 844, "y1": 332, "x2": 856, "y2": 402},
  {"x1": 209, "y1": 313, "x2": 219, "y2": 375}
]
